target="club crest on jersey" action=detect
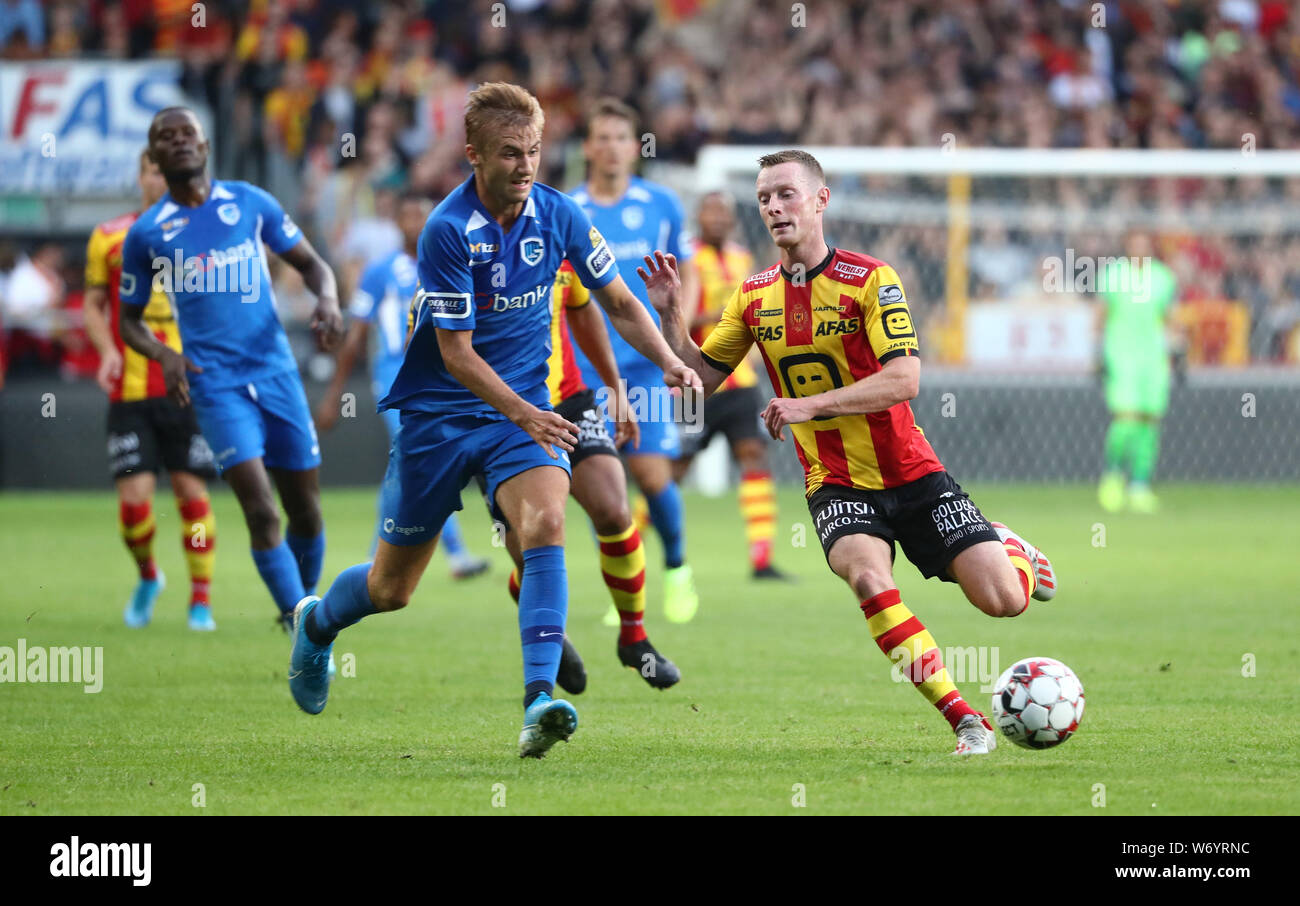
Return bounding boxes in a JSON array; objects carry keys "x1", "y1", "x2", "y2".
[
  {"x1": 520, "y1": 237, "x2": 545, "y2": 266},
  {"x1": 217, "y1": 203, "x2": 240, "y2": 226},
  {"x1": 621, "y1": 206, "x2": 644, "y2": 230}
]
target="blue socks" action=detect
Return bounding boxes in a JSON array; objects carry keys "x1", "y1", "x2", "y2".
[
  {"x1": 307, "y1": 563, "x2": 378, "y2": 645},
  {"x1": 287, "y1": 530, "x2": 325, "y2": 596},
  {"x1": 518, "y1": 545, "x2": 567, "y2": 707},
  {"x1": 440, "y1": 513, "x2": 467, "y2": 557},
  {"x1": 251, "y1": 542, "x2": 307, "y2": 615},
  {"x1": 645, "y1": 483, "x2": 686, "y2": 569}
]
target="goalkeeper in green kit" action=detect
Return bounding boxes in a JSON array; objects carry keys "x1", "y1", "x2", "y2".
[{"x1": 1096, "y1": 230, "x2": 1179, "y2": 514}]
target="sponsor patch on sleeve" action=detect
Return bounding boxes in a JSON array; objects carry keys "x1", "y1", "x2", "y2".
[
  {"x1": 587, "y1": 242, "x2": 613, "y2": 279},
  {"x1": 589, "y1": 226, "x2": 605, "y2": 248},
  {"x1": 416, "y1": 290, "x2": 472, "y2": 319},
  {"x1": 878, "y1": 284, "x2": 904, "y2": 305},
  {"x1": 881, "y1": 305, "x2": 915, "y2": 339}
]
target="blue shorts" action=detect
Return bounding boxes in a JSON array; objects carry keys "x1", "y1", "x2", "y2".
[
  {"x1": 191, "y1": 371, "x2": 321, "y2": 473},
  {"x1": 378, "y1": 410, "x2": 571, "y2": 547},
  {"x1": 612, "y1": 361, "x2": 681, "y2": 458}
]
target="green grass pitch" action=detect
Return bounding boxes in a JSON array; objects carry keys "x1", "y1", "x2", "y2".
[{"x1": 1, "y1": 483, "x2": 1296, "y2": 815}]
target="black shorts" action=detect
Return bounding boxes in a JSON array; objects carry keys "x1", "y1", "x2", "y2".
[
  {"x1": 556, "y1": 387, "x2": 618, "y2": 467},
  {"x1": 807, "y1": 470, "x2": 999, "y2": 582},
  {"x1": 106, "y1": 398, "x2": 217, "y2": 481},
  {"x1": 679, "y1": 384, "x2": 764, "y2": 458}
]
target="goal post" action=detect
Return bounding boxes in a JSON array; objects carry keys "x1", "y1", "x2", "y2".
[{"x1": 694, "y1": 145, "x2": 1300, "y2": 369}]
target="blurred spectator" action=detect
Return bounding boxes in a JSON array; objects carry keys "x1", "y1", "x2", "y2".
[
  {"x1": 0, "y1": 0, "x2": 43, "y2": 57},
  {"x1": 3, "y1": 243, "x2": 65, "y2": 376}
]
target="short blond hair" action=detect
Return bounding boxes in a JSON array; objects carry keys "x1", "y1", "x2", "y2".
[
  {"x1": 465, "y1": 82, "x2": 545, "y2": 153},
  {"x1": 757, "y1": 149, "x2": 825, "y2": 186}
]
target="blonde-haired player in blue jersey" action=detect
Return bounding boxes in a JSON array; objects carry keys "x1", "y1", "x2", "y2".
[{"x1": 287, "y1": 83, "x2": 701, "y2": 758}]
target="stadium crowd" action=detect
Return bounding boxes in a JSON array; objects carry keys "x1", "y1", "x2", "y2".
[{"x1": 2, "y1": 0, "x2": 1299, "y2": 384}]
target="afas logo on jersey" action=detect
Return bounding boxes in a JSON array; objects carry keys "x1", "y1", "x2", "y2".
[
  {"x1": 520, "y1": 237, "x2": 545, "y2": 266},
  {"x1": 815, "y1": 318, "x2": 861, "y2": 337}
]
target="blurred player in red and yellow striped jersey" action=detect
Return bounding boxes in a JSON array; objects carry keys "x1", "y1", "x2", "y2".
[
  {"x1": 82, "y1": 151, "x2": 218, "y2": 632},
  {"x1": 498, "y1": 260, "x2": 681, "y2": 691},
  {"x1": 643, "y1": 150, "x2": 1059, "y2": 756},
  {"x1": 674, "y1": 191, "x2": 789, "y2": 580}
]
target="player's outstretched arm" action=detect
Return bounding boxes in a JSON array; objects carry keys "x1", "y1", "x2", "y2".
[
  {"x1": 639, "y1": 251, "x2": 730, "y2": 397},
  {"x1": 119, "y1": 302, "x2": 201, "y2": 407},
  {"x1": 761, "y1": 355, "x2": 920, "y2": 440},
  {"x1": 590, "y1": 267, "x2": 702, "y2": 396},
  {"x1": 436, "y1": 328, "x2": 580, "y2": 459},
  {"x1": 567, "y1": 300, "x2": 640, "y2": 450},
  {"x1": 280, "y1": 238, "x2": 344, "y2": 351}
]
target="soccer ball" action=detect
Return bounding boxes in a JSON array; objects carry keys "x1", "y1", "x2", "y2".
[{"x1": 990, "y1": 657, "x2": 1085, "y2": 749}]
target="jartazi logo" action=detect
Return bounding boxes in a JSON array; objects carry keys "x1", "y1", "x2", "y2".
[{"x1": 49, "y1": 837, "x2": 151, "y2": 886}]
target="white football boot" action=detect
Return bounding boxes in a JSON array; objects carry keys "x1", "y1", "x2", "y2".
[
  {"x1": 990, "y1": 522, "x2": 1056, "y2": 601},
  {"x1": 951, "y1": 713, "x2": 997, "y2": 756}
]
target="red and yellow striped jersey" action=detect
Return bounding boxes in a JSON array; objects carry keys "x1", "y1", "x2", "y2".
[
  {"x1": 699, "y1": 248, "x2": 943, "y2": 494},
  {"x1": 548, "y1": 261, "x2": 591, "y2": 406},
  {"x1": 85, "y1": 211, "x2": 182, "y2": 403},
  {"x1": 691, "y1": 238, "x2": 758, "y2": 392}
]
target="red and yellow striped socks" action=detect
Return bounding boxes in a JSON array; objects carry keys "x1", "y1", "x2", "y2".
[
  {"x1": 739, "y1": 470, "x2": 777, "y2": 570},
  {"x1": 598, "y1": 524, "x2": 647, "y2": 646},
  {"x1": 179, "y1": 495, "x2": 216, "y2": 606},
  {"x1": 860, "y1": 588, "x2": 979, "y2": 731},
  {"x1": 1002, "y1": 537, "x2": 1035, "y2": 614},
  {"x1": 119, "y1": 499, "x2": 157, "y2": 580}
]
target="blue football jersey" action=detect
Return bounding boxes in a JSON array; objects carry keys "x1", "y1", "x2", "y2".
[
  {"x1": 350, "y1": 248, "x2": 417, "y2": 392},
  {"x1": 380, "y1": 176, "x2": 617, "y2": 417},
  {"x1": 119, "y1": 180, "x2": 303, "y2": 390},
  {"x1": 569, "y1": 176, "x2": 690, "y2": 382}
]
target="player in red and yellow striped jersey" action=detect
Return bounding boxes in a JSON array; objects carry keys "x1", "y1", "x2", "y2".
[
  {"x1": 644, "y1": 150, "x2": 1059, "y2": 756},
  {"x1": 674, "y1": 191, "x2": 789, "y2": 580},
  {"x1": 497, "y1": 260, "x2": 680, "y2": 691},
  {"x1": 82, "y1": 150, "x2": 218, "y2": 632}
]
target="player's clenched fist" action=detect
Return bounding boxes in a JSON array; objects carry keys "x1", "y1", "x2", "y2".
[
  {"x1": 311, "y1": 299, "x2": 345, "y2": 351},
  {"x1": 761, "y1": 395, "x2": 818, "y2": 441},
  {"x1": 663, "y1": 362, "x2": 703, "y2": 394},
  {"x1": 514, "y1": 406, "x2": 581, "y2": 459},
  {"x1": 159, "y1": 348, "x2": 202, "y2": 407}
]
